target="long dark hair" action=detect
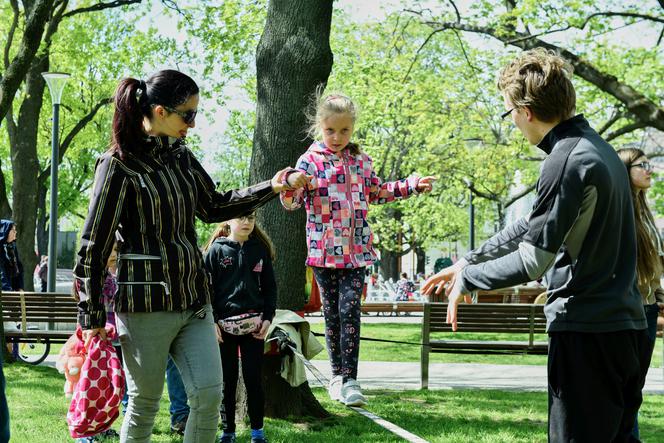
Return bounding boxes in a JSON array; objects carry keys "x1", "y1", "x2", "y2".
[
  {"x1": 617, "y1": 147, "x2": 662, "y2": 287},
  {"x1": 111, "y1": 70, "x2": 199, "y2": 159}
]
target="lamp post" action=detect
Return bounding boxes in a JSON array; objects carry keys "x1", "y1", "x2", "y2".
[{"x1": 42, "y1": 72, "x2": 71, "y2": 292}]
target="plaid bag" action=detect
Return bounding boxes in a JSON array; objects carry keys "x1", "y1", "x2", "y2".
[
  {"x1": 219, "y1": 312, "x2": 262, "y2": 335},
  {"x1": 67, "y1": 326, "x2": 125, "y2": 438}
]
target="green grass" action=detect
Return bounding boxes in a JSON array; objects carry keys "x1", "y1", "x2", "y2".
[
  {"x1": 309, "y1": 322, "x2": 664, "y2": 368},
  {"x1": 5, "y1": 363, "x2": 664, "y2": 442}
]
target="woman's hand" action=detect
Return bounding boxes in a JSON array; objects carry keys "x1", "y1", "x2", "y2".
[
  {"x1": 215, "y1": 323, "x2": 224, "y2": 343},
  {"x1": 416, "y1": 176, "x2": 436, "y2": 193},
  {"x1": 252, "y1": 320, "x2": 271, "y2": 340},
  {"x1": 81, "y1": 327, "x2": 107, "y2": 350},
  {"x1": 270, "y1": 168, "x2": 311, "y2": 193}
]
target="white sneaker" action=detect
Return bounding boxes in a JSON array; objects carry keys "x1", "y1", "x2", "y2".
[
  {"x1": 328, "y1": 375, "x2": 343, "y2": 401},
  {"x1": 341, "y1": 378, "x2": 367, "y2": 407}
]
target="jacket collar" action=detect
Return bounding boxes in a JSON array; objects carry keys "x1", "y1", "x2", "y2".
[{"x1": 537, "y1": 114, "x2": 588, "y2": 155}]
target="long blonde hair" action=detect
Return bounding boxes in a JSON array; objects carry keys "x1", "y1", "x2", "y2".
[
  {"x1": 617, "y1": 147, "x2": 662, "y2": 286},
  {"x1": 204, "y1": 216, "x2": 276, "y2": 260}
]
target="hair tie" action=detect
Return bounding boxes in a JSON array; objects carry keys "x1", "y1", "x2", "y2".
[{"x1": 135, "y1": 80, "x2": 147, "y2": 103}]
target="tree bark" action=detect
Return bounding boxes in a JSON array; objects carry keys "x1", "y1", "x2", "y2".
[
  {"x1": 250, "y1": 0, "x2": 333, "y2": 419},
  {"x1": 414, "y1": 246, "x2": 426, "y2": 275},
  {"x1": 378, "y1": 248, "x2": 400, "y2": 282}
]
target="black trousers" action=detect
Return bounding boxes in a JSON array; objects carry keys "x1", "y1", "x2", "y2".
[
  {"x1": 219, "y1": 332, "x2": 264, "y2": 432},
  {"x1": 548, "y1": 329, "x2": 651, "y2": 443}
]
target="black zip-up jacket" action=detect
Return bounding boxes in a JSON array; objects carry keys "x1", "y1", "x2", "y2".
[
  {"x1": 74, "y1": 136, "x2": 276, "y2": 329},
  {"x1": 204, "y1": 236, "x2": 277, "y2": 322},
  {"x1": 460, "y1": 115, "x2": 646, "y2": 333}
]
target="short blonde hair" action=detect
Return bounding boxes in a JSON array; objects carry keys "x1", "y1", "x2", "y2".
[{"x1": 497, "y1": 48, "x2": 576, "y2": 123}]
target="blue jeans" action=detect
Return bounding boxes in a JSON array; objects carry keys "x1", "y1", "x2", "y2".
[
  {"x1": 167, "y1": 355, "x2": 190, "y2": 424},
  {"x1": 632, "y1": 303, "x2": 659, "y2": 439},
  {"x1": 117, "y1": 304, "x2": 222, "y2": 443}
]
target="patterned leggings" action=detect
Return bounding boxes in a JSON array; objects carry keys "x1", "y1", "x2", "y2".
[{"x1": 313, "y1": 267, "x2": 365, "y2": 382}]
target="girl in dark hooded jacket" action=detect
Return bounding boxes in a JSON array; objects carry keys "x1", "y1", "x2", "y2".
[{"x1": 0, "y1": 219, "x2": 23, "y2": 291}]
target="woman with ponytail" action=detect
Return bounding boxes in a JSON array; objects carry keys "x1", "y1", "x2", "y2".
[
  {"x1": 617, "y1": 147, "x2": 664, "y2": 440},
  {"x1": 73, "y1": 70, "x2": 309, "y2": 442}
]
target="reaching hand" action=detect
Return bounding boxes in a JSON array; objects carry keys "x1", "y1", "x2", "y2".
[
  {"x1": 252, "y1": 320, "x2": 271, "y2": 340},
  {"x1": 445, "y1": 276, "x2": 471, "y2": 332},
  {"x1": 286, "y1": 171, "x2": 313, "y2": 190},
  {"x1": 215, "y1": 323, "x2": 224, "y2": 343},
  {"x1": 421, "y1": 262, "x2": 464, "y2": 297},
  {"x1": 416, "y1": 176, "x2": 436, "y2": 193}
]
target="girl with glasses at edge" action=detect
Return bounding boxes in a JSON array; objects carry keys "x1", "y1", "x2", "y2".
[
  {"x1": 617, "y1": 148, "x2": 664, "y2": 441},
  {"x1": 73, "y1": 69, "x2": 309, "y2": 443}
]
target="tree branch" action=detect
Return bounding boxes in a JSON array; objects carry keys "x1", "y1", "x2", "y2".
[
  {"x1": 605, "y1": 121, "x2": 648, "y2": 142},
  {"x1": 417, "y1": 19, "x2": 664, "y2": 133},
  {"x1": 4, "y1": 0, "x2": 20, "y2": 70},
  {"x1": 447, "y1": 0, "x2": 461, "y2": 22},
  {"x1": 39, "y1": 97, "x2": 111, "y2": 183},
  {"x1": 597, "y1": 109, "x2": 624, "y2": 135},
  {"x1": 580, "y1": 11, "x2": 664, "y2": 27},
  {"x1": 504, "y1": 182, "x2": 536, "y2": 208},
  {"x1": 63, "y1": 0, "x2": 141, "y2": 18},
  {"x1": 0, "y1": 0, "x2": 54, "y2": 124}
]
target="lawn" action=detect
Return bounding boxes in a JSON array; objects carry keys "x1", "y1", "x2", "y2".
[
  {"x1": 308, "y1": 322, "x2": 664, "y2": 368},
  {"x1": 4, "y1": 363, "x2": 664, "y2": 442}
]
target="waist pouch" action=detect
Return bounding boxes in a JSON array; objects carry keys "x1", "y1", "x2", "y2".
[{"x1": 219, "y1": 312, "x2": 262, "y2": 335}]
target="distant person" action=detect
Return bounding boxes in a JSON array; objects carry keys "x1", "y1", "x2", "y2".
[
  {"x1": 37, "y1": 255, "x2": 48, "y2": 292},
  {"x1": 617, "y1": 147, "x2": 664, "y2": 440},
  {"x1": 280, "y1": 91, "x2": 435, "y2": 406},
  {"x1": 0, "y1": 220, "x2": 23, "y2": 291},
  {"x1": 422, "y1": 48, "x2": 649, "y2": 441}
]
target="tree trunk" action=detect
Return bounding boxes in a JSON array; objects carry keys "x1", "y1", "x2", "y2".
[
  {"x1": 5, "y1": 52, "x2": 50, "y2": 292},
  {"x1": 378, "y1": 248, "x2": 400, "y2": 281},
  {"x1": 415, "y1": 245, "x2": 426, "y2": 275},
  {"x1": 250, "y1": 0, "x2": 333, "y2": 419}
]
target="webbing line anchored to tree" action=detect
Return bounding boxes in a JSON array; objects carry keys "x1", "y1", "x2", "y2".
[{"x1": 271, "y1": 336, "x2": 430, "y2": 443}]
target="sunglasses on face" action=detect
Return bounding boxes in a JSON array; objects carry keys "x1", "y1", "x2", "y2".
[
  {"x1": 500, "y1": 107, "x2": 516, "y2": 120},
  {"x1": 630, "y1": 162, "x2": 653, "y2": 173},
  {"x1": 163, "y1": 105, "x2": 197, "y2": 125}
]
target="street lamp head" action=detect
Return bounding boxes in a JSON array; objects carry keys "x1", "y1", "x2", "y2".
[{"x1": 42, "y1": 72, "x2": 71, "y2": 105}]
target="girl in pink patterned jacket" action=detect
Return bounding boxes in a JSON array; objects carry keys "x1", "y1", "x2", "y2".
[{"x1": 281, "y1": 93, "x2": 434, "y2": 406}]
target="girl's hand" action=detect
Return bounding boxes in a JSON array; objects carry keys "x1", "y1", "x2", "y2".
[
  {"x1": 215, "y1": 323, "x2": 224, "y2": 343},
  {"x1": 252, "y1": 320, "x2": 271, "y2": 340},
  {"x1": 416, "y1": 176, "x2": 436, "y2": 193},
  {"x1": 81, "y1": 327, "x2": 107, "y2": 350}
]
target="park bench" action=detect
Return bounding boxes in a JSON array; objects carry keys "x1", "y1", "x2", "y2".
[
  {"x1": 361, "y1": 301, "x2": 424, "y2": 316},
  {"x1": 2, "y1": 291, "x2": 78, "y2": 364},
  {"x1": 420, "y1": 302, "x2": 547, "y2": 389}
]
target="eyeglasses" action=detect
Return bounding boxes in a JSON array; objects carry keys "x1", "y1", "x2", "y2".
[
  {"x1": 500, "y1": 108, "x2": 516, "y2": 120},
  {"x1": 163, "y1": 105, "x2": 197, "y2": 125},
  {"x1": 630, "y1": 162, "x2": 653, "y2": 173},
  {"x1": 238, "y1": 215, "x2": 256, "y2": 222}
]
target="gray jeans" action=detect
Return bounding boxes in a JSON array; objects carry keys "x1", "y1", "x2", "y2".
[{"x1": 117, "y1": 304, "x2": 222, "y2": 442}]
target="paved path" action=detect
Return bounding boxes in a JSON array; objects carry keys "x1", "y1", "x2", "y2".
[{"x1": 306, "y1": 360, "x2": 664, "y2": 394}]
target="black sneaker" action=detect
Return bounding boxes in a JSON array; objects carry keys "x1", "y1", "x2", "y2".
[
  {"x1": 170, "y1": 417, "x2": 187, "y2": 435},
  {"x1": 218, "y1": 435, "x2": 236, "y2": 443},
  {"x1": 251, "y1": 438, "x2": 269, "y2": 443}
]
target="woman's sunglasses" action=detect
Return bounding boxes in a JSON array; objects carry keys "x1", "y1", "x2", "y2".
[{"x1": 163, "y1": 105, "x2": 197, "y2": 125}]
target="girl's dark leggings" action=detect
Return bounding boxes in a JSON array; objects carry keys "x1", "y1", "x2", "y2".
[
  {"x1": 219, "y1": 332, "x2": 265, "y2": 432},
  {"x1": 313, "y1": 266, "x2": 365, "y2": 382}
]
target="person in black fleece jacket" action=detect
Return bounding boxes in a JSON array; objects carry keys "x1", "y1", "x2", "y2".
[{"x1": 203, "y1": 212, "x2": 276, "y2": 443}]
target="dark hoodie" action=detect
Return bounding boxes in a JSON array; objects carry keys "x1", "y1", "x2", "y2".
[
  {"x1": 204, "y1": 236, "x2": 277, "y2": 322},
  {"x1": 0, "y1": 219, "x2": 23, "y2": 291}
]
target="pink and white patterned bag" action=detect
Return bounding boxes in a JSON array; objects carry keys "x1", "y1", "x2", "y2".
[{"x1": 67, "y1": 326, "x2": 125, "y2": 438}]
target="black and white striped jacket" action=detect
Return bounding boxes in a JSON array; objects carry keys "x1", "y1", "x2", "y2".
[{"x1": 74, "y1": 136, "x2": 275, "y2": 329}]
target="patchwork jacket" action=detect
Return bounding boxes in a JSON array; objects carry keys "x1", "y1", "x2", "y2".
[{"x1": 281, "y1": 142, "x2": 420, "y2": 269}]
